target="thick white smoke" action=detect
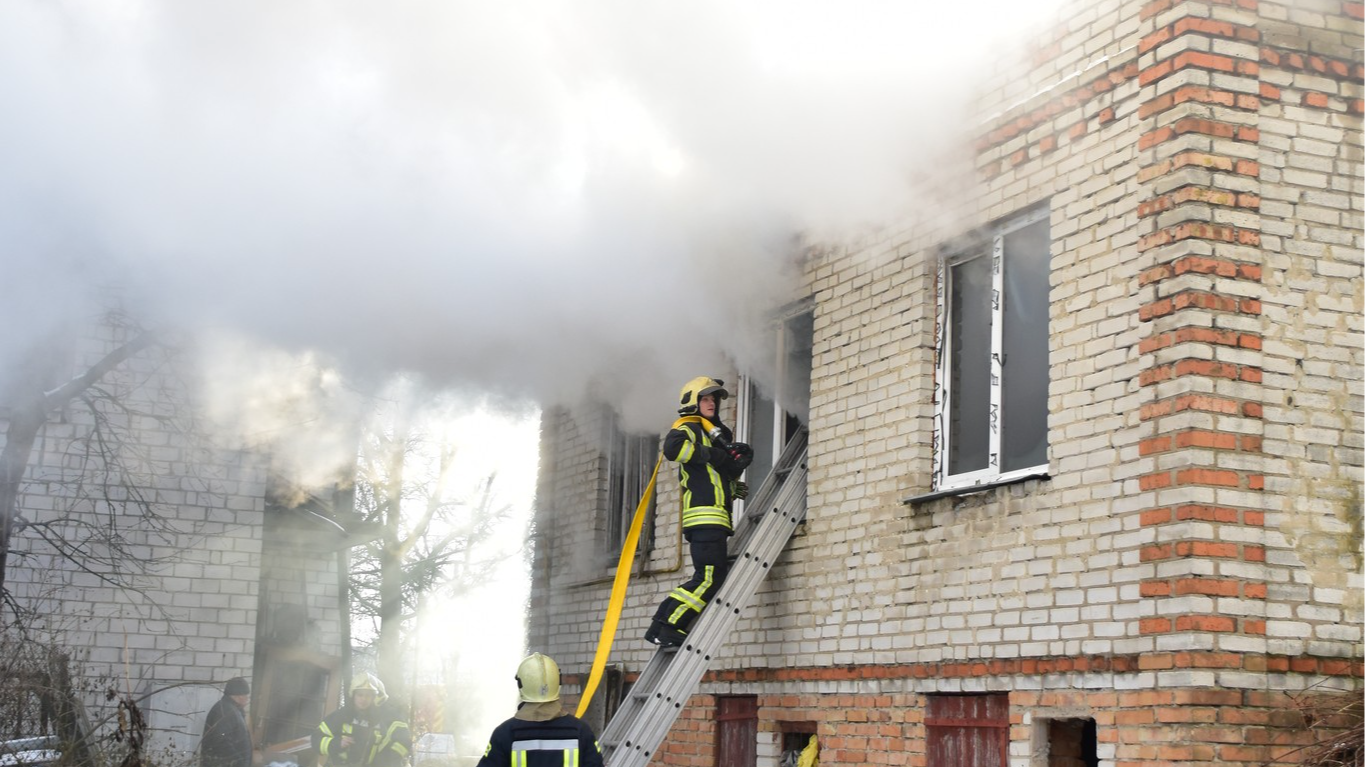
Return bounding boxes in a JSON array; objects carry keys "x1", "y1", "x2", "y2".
[{"x1": 0, "y1": 0, "x2": 1061, "y2": 428}]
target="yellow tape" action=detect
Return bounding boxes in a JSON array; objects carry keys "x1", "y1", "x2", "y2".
[{"x1": 574, "y1": 415, "x2": 718, "y2": 718}]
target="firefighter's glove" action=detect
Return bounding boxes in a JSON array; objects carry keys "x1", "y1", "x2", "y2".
[
  {"x1": 706, "y1": 445, "x2": 741, "y2": 474},
  {"x1": 733, "y1": 480, "x2": 749, "y2": 500},
  {"x1": 727, "y1": 442, "x2": 754, "y2": 470}
]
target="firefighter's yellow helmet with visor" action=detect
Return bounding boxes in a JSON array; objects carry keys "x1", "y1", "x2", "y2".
[
  {"x1": 516, "y1": 653, "x2": 561, "y2": 703},
  {"x1": 677, "y1": 376, "x2": 728, "y2": 415}
]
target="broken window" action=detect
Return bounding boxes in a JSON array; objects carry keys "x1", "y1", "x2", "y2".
[
  {"x1": 935, "y1": 207, "x2": 1051, "y2": 491},
  {"x1": 603, "y1": 410, "x2": 658, "y2": 558},
  {"x1": 738, "y1": 304, "x2": 812, "y2": 496}
]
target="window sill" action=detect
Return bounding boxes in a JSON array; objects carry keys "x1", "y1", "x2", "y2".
[{"x1": 903, "y1": 471, "x2": 1050, "y2": 506}]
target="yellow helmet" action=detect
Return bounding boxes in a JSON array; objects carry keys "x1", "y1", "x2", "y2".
[
  {"x1": 677, "y1": 376, "x2": 728, "y2": 415},
  {"x1": 349, "y1": 673, "x2": 388, "y2": 705},
  {"x1": 515, "y1": 653, "x2": 561, "y2": 703}
]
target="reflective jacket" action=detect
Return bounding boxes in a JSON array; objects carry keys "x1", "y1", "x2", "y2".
[
  {"x1": 313, "y1": 703, "x2": 411, "y2": 767},
  {"x1": 476, "y1": 714, "x2": 603, "y2": 767},
  {"x1": 663, "y1": 419, "x2": 743, "y2": 532}
]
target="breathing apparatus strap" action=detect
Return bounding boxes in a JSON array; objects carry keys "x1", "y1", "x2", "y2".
[{"x1": 573, "y1": 415, "x2": 720, "y2": 718}]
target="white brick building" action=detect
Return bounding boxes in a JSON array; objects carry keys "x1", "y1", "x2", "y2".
[
  {"x1": 1, "y1": 320, "x2": 352, "y2": 765},
  {"x1": 529, "y1": 0, "x2": 1362, "y2": 764}
]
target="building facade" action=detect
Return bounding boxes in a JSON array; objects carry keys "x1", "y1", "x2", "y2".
[
  {"x1": 0, "y1": 317, "x2": 353, "y2": 764},
  {"x1": 529, "y1": 0, "x2": 1363, "y2": 764}
]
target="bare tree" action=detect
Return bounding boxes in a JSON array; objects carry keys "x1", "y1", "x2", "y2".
[
  {"x1": 0, "y1": 322, "x2": 167, "y2": 615},
  {"x1": 345, "y1": 402, "x2": 511, "y2": 705}
]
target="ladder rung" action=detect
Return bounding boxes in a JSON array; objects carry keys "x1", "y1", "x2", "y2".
[{"x1": 598, "y1": 434, "x2": 808, "y2": 767}]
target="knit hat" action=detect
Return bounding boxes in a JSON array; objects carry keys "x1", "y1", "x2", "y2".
[{"x1": 225, "y1": 677, "x2": 250, "y2": 696}]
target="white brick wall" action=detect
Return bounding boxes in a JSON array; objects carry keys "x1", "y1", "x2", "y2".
[
  {"x1": 2, "y1": 321, "x2": 270, "y2": 756},
  {"x1": 529, "y1": 0, "x2": 1362, "y2": 726}
]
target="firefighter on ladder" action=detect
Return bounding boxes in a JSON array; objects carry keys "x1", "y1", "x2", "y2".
[{"x1": 645, "y1": 376, "x2": 753, "y2": 648}]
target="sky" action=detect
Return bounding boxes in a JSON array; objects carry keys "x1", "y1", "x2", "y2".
[{"x1": 0, "y1": 0, "x2": 1066, "y2": 749}]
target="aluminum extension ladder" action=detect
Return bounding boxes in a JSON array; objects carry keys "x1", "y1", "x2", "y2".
[{"x1": 599, "y1": 429, "x2": 809, "y2": 767}]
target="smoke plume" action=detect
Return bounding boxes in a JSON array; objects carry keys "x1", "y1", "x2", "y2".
[{"x1": 0, "y1": 0, "x2": 1060, "y2": 428}]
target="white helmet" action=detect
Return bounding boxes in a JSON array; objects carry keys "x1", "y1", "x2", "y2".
[
  {"x1": 350, "y1": 673, "x2": 388, "y2": 705},
  {"x1": 515, "y1": 653, "x2": 560, "y2": 703}
]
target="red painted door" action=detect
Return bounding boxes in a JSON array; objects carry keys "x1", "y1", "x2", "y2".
[
  {"x1": 716, "y1": 696, "x2": 757, "y2": 767},
  {"x1": 925, "y1": 694, "x2": 1009, "y2": 767}
]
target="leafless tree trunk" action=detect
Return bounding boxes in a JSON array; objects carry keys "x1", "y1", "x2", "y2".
[
  {"x1": 0, "y1": 331, "x2": 156, "y2": 608},
  {"x1": 348, "y1": 404, "x2": 511, "y2": 707}
]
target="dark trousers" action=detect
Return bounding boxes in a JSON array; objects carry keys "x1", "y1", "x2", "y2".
[{"x1": 652, "y1": 526, "x2": 729, "y2": 633}]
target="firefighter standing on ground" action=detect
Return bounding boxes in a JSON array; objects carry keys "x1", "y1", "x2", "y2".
[
  {"x1": 475, "y1": 653, "x2": 603, "y2": 767},
  {"x1": 645, "y1": 376, "x2": 753, "y2": 648},
  {"x1": 313, "y1": 674, "x2": 411, "y2": 767}
]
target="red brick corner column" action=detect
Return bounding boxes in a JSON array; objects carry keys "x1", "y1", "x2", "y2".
[{"x1": 1132, "y1": 0, "x2": 1270, "y2": 764}]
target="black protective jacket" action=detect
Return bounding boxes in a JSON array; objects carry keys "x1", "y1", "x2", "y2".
[
  {"x1": 312, "y1": 703, "x2": 411, "y2": 767},
  {"x1": 662, "y1": 419, "x2": 745, "y2": 532},
  {"x1": 475, "y1": 714, "x2": 603, "y2": 767},
  {"x1": 201, "y1": 697, "x2": 252, "y2": 767}
]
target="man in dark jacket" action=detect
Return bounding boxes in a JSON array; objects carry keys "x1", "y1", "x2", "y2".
[
  {"x1": 313, "y1": 674, "x2": 411, "y2": 767},
  {"x1": 475, "y1": 654, "x2": 602, "y2": 767},
  {"x1": 645, "y1": 376, "x2": 752, "y2": 648},
  {"x1": 201, "y1": 677, "x2": 253, "y2": 767}
]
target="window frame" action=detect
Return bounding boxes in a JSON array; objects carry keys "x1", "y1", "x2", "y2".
[
  {"x1": 735, "y1": 300, "x2": 813, "y2": 499},
  {"x1": 601, "y1": 410, "x2": 658, "y2": 560},
  {"x1": 933, "y1": 205, "x2": 1051, "y2": 493}
]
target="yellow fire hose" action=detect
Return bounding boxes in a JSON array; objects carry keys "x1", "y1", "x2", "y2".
[{"x1": 575, "y1": 416, "x2": 721, "y2": 718}]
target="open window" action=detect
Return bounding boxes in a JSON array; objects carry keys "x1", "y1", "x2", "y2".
[
  {"x1": 1034, "y1": 717, "x2": 1099, "y2": 767},
  {"x1": 737, "y1": 304, "x2": 813, "y2": 496},
  {"x1": 602, "y1": 409, "x2": 658, "y2": 560},
  {"x1": 934, "y1": 206, "x2": 1051, "y2": 492}
]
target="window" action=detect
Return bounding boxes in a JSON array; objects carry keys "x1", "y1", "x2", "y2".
[
  {"x1": 934, "y1": 207, "x2": 1051, "y2": 491},
  {"x1": 926, "y1": 693, "x2": 1009, "y2": 767},
  {"x1": 1038, "y1": 718, "x2": 1099, "y2": 767},
  {"x1": 737, "y1": 305, "x2": 813, "y2": 496},
  {"x1": 603, "y1": 410, "x2": 658, "y2": 557}
]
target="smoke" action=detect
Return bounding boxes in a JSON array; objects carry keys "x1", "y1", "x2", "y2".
[{"x1": 0, "y1": 0, "x2": 1061, "y2": 429}]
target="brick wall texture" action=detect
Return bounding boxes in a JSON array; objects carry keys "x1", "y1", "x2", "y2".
[
  {"x1": 531, "y1": 0, "x2": 1362, "y2": 764},
  {"x1": 1, "y1": 320, "x2": 272, "y2": 757}
]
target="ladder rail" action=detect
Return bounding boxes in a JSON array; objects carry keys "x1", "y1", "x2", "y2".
[
  {"x1": 599, "y1": 433, "x2": 808, "y2": 767},
  {"x1": 598, "y1": 431, "x2": 807, "y2": 753}
]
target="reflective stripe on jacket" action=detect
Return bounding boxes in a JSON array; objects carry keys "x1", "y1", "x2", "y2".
[
  {"x1": 476, "y1": 715, "x2": 603, "y2": 767},
  {"x1": 662, "y1": 421, "x2": 739, "y2": 531}
]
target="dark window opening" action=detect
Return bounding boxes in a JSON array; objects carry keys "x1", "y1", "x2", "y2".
[
  {"x1": 603, "y1": 411, "x2": 658, "y2": 558},
  {"x1": 259, "y1": 660, "x2": 332, "y2": 747},
  {"x1": 779, "y1": 729, "x2": 818, "y2": 767},
  {"x1": 742, "y1": 306, "x2": 812, "y2": 496},
  {"x1": 1046, "y1": 718, "x2": 1098, "y2": 767}
]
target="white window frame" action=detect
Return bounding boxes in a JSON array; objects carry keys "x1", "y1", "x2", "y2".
[{"x1": 933, "y1": 206, "x2": 1051, "y2": 492}]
